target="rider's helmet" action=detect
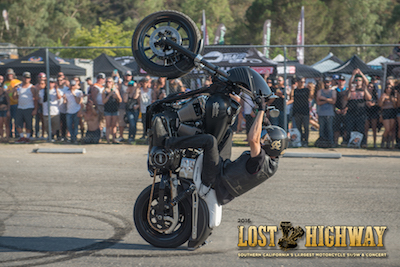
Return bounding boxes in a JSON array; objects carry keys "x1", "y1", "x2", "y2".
[
  {"x1": 260, "y1": 125, "x2": 288, "y2": 157},
  {"x1": 227, "y1": 67, "x2": 274, "y2": 98}
]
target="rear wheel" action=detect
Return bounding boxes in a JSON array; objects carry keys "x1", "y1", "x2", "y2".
[
  {"x1": 133, "y1": 183, "x2": 192, "y2": 248},
  {"x1": 132, "y1": 10, "x2": 202, "y2": 79}
]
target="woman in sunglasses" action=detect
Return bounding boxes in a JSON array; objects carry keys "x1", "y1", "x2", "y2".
[
  {"x1": 378, "y1": 83, "x2": 397, "y2": 148},
  {"x1": 345, "y1": 68, "x2": 371, "y2": 148}
]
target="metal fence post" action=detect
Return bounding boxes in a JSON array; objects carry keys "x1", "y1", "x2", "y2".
[
  {"x1": 45, "y1": 48, "x2": 51, "y2": 142},
  {"x1": 283, "y1": 45, "x2": 288, "y2": 133}
]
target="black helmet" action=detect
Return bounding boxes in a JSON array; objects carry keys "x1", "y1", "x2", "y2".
[{"x1": 261, "y1": 125, "x2": 288, "y2": 157}]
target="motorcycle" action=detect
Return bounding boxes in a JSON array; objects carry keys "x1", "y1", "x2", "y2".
[{"x1": 132, "y1": 10, "x2": 278, "y2": 250}]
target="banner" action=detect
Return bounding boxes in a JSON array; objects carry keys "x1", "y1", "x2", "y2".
[
  {"x1": 263, "y1": 20, "x2": 271, "y2": 58},
  {"x1": 214, "y1": 23, "x2": 226, "y2": 45},
  {"x1": 2, "y1": 10, "x2": 9, "y2": 31},
  {"x1": 201, "y1": 10, "x2": 209, "y2": 45},
  {"x1": 296, "y1": 6, "x2": 305, "y2": 64}
]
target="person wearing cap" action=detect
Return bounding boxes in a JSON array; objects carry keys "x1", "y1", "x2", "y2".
[
  {"x1": 332, "y1": 75, "x2": 348, "y2": 146},
  {"x1": 124, "y1": 80, "x2": 140, "y2": 144},
  {"x1": 316, "y1": 77, "x2": 337, "y2": 146},
  {"x1": 38, "y1": 77, "x2": 63, "y2": 140},
  {"x1": 12, "y1": 72, "x2": 37, "y2": 143},
  {"x1": 269, "y1": 76, "x2": 285, "y2": 129},
  {"x1": 63, "y1": 79, "x2": 83, "y2": 143},
  {"x1": 91, "y1": 73, "x2": 106, "y2": 138},
  {"x1": 345, "y1": 68, "x2": 371, "y2": 148},
  {"x1": 116, "y1": 71, "x2": 133, "y2": 142},
  {"x1": 3, "y1": 68, "x2": 21, "y2": 139},
  {"x1": 288, "y1": 76, "x2": 310, "y2": 147}
]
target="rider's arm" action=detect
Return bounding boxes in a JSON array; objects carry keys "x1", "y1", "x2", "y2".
[{"x1": 248, "y1": 110, "x2": 264, "y2": 158}]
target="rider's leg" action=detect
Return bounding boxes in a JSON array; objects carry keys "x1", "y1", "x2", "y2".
[{"x1": 165, "y1": 134, "x2": 221, "y2": 187}]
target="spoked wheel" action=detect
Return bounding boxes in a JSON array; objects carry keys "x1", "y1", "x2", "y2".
[
  {"x1": 132, "y1": 10, "x2": 202, "y2": 79},
  {"x1": 134, "y1": 183, "x2": 192, "y2": 248}
]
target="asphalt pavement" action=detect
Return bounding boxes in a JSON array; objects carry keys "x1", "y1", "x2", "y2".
[{"x1": 0, "y1": 144, "x2": 399, "y2": 267}]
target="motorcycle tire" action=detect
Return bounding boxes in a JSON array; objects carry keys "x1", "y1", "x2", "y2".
[
  {"x1": 132, "y1": 10, "x2": 202, "y2": 79},
  {"x1": 134, "y1": 182, "x2": 192, "y2": 248}
]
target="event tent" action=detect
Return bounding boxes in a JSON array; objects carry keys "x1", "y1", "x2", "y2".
[
  {"x1": 367, "y1": 56, "x2": 394, "y2": 70},
  {"x1": 93, "y1": 53, "x2": 133, "y2": 77},
  {"x1": 325, "y1": 54, "x2": 383, "y2": 77},
  {"x1": 0, "y1": 49, "x2": 86, "y2": 79},
  {"x1": 277, "y1": 61, "x2": 322, "y2": 78},
  {"x1": 311, "y1": 52, "x2": 343, "y2": 73},
  {"x1": 200, "y1": 46, "x2": 278, "y2": 76}
]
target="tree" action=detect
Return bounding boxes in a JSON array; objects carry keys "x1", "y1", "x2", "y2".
[{"x1": 60, "y1": 19, "x2": 131, "y2": 59}]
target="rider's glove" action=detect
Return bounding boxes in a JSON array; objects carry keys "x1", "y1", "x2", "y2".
[{"x1": 255, "y1": 96, "x2": 266, "y2": 112}]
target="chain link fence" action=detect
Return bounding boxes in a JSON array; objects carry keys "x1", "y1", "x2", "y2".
[{"x1": 0, "y1": 44, "x2": 399, "y2": 149}]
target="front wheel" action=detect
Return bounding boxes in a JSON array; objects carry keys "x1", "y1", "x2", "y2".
[
  {"x1": 132, "y1": 10, "x2": 202, "y2": 79},
  {"x1": 134, "y1": 182, "x2": 192, "y2": 248}
]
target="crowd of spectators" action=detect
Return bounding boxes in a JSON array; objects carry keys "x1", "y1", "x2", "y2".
[
  {"x1": 1, "y1": 66, "x2": 399, "y2": 149},
  {"x1": 265, "y1": 68, "x2": 400, "y2": 149},
  {"x1": 0, "y1": 67, "x2": 192, "y2": 145}
]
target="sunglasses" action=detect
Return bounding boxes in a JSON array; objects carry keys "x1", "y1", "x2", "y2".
[{"x1": 355, "y1": 79, "x2": 362, "y2": 82}]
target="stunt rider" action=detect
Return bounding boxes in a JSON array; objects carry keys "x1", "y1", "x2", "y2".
[{"x1": 156, "y1": 96, "x2": 288, "y2": 205}]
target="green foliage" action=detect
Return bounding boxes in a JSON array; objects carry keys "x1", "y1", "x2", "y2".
[
  {"x1": 59, "y1": 19, "x2": 131, "y2": 59},
  {"x1": 0, "y1": 0, "x2": 399, "y2": 64}
]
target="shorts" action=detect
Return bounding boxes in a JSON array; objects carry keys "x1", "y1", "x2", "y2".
[
  {"x1": 0, "y1": 110, "x2": 7, "y2": 117},
  {"x1": 382, "y1": 108, "x2": 396, "y2": 120},
  {"x1": 16, "y1": 108, "x2": 34, "y2": 130},
  {"x1": 118, "y1": 109, "x2": 127, "y2": 127},
  {"x1": 104, "y1": 111, "x2": 119, "y2": 117},
  {"x1": 43, "y1": 115, "x2": 60, "y2": 134}
]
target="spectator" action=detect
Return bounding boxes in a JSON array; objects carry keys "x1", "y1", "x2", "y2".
[
  {"x1": 333, "y1": 75, "x2": 348, "y2": 147},
  {"x1": 378, "y1": 83, "x2": 397, "y2": 148},
  {"x1": 0, "y1": 75, "x2": 4, "y2": 85},
  {"x1": 270, "y1": 76, "x2": 285, "y2": 129},
  {"x1": 365, "y1": 82, "x2": 380, "y2": 148},
  {"x1": 64, "y1": 79, "x2": 83, "y2": 144},
  {"x1": 91, "y1": 73, "x2": 106, "y2": 138},
  {"x1": 38, "y1": 77, "x2": 63, "y2": 140},
  {"x1": 152, "y1": 77, "x2": 167, "y2": 100},
  {"x1": 0, "y1": 84, "x2": 10, "y2": 143},
  {"x1": 86, "y1": 77, "x2": 94, "y2": 97},
  {"x1": 290, "y1": 76, "x2": 310, "y2": 147},
  {"x1": 34, "y1": 72, "x2": 47, "y2": 139},
  {"x1": 57, "y1": 72, "x2": 70, "y2": 88},
  {"x1": 13, "y1": 72, "x2": 37, "y2": 144},
  {"x1": 3, "y1": 68, "x2": 21, "y2": 139},
  {"x1": 345, "y1": 68, "x2": 371, "y2": 147},
  {"x1": 286, "y1": 76, "x2": 299, "y2": 130},
  {"x1": 81, "y1": 99, "x2": 100, "y2": 144},
  {"x1": 102, "y1": 77, "x2": 122, "y2": 144},
  {"x1": 116, "y1": 71, "x2": 133, "y2": 142},
  {"x1": 124, "y1": 80, "x2": 140, "y2": 144},
  {"x1": 57, "y1": 73, "x2": 71, "y2": 141},
  {"x1": 316, "y1": 77, "x2": 337, "y2": 146},
  {"x1": 139, "y1": 77, "x2": 152, "y2": 140},
  {"x1": 308, "y1": 82, "x2": 319, "y2": 131}
]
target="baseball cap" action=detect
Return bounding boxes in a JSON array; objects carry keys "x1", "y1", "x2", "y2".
[
  {"x1": 23, "y1": 72, "x2": 31, "y2": 78},
  {"x1": 49, "y1": 77, "x2": 56, "y2": 83},
  {"x1": 38, "y1": 72, "x2": 46, "y2": 78},
  {"x1": 332, "y1": 74, "x2": 339, "y2": 80},
  {"x1": 70, "y1": 80, "x2": 77, "y2": 86},
  {"x1": 125, "y1": 71, "x2": 132, "y2": 76},
  {"x1": 324, "y1": 76, "x2": 332, "y2": 82},
  {"x1": 338, "y1": 75, "x2": 346, "y2": 80},
  {"x1": 97, "y1": 73, "x2": 106, "y2": 79},
  {"x1": 6, "y1": 68, "x2": 15, "y2": 75}
]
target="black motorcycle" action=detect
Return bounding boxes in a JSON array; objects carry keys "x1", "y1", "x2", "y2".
[{"x1": 132, "y1": 10, "x2": 278, "y2": 250}]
